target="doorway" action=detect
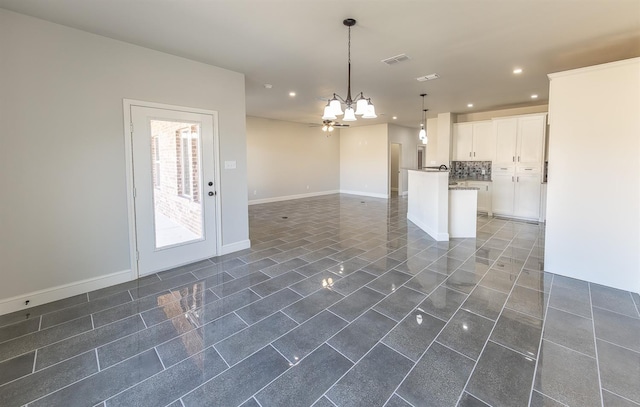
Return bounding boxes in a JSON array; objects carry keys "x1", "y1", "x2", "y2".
[
  {"x1": 125, "y1": 101, "x2": 221, "y2": 277},
  {"x1": 390, "y1": 143, "x2": 401, "y2": 197},
  {"x1": 417, "y1": 145, "x2": 426, "y2": 169}
]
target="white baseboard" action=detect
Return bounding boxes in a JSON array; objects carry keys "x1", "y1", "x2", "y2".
[
  {"x1": 220, "y1": 239, "x2": 251, "y2": 255},
  {"x1": 249, "y1": 190, "x2": 340, "y2": 205},
  {"x1": 339, "y1": 190, "x2": 389, "y2": 199},
  {"x1": 0, "y1": 269, "x2": 132, "y2": 316},
  {"x1": 407, "y1": 214, "x2": 449, "y2": 241}
]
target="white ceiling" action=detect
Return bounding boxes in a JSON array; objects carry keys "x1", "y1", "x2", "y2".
[{"x1": 1, "y1": 0, "x2": 639, "y2": 129}]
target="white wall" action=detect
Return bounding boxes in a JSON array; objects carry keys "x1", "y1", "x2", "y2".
[
  {"x1": 0, "y1": 10, "x2": 249, "y2": 311},
  {"x1": 437, "y1": 113, "x2": 454, "y2": 165},
  {"x1": 388, "y1": 124, "x2": 420, "y2": 195},
  {"x1": 246, "y1": 117, "x2": 340, "y2": 203},
  {"x1": 425, "y1": 118, "x2": 439, "y2": 166},
  {"x1": 340, "y1": 124, "x2": 389, "y2": 198},
  {"x1": 546, "y1": 58, "x2": 640, "y2": 293}
]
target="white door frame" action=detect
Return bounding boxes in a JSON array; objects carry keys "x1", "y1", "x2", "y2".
[{"x1": 123, "y1": 99, "x2": 222, "y2": 279}]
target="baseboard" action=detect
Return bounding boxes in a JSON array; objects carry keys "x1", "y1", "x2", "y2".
[
  {"x1": 0, "y1": 269, "x2": 132, "y2": 316},
  {"x1": 220, "y1": 239, "x2": 251, "y2": 255},
  {"x1": 339, "y1": 190, "x2": 389, "y2": 199},
  {"x1": 407, "y1": 214, "x2": 449, "y2": 241},
  {"x1": 249, "y1": 190, "x2": 340, "y2": 205}
]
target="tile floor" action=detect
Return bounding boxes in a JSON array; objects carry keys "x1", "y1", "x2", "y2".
[{"x1": 1, "y1": 194, "x2": 639, "y2": 407}]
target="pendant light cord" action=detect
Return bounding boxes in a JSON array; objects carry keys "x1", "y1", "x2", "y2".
[{"x1": 346, "y1": 24, "x2": 352, "y2": 103}]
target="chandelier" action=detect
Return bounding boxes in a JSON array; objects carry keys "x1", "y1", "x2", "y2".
[
  {"x1": 419, "y1": 93, "x2": 428, "y2": 144},
  {"x1": 322, "y1": 18, "x2": 376, "y2": 122}
]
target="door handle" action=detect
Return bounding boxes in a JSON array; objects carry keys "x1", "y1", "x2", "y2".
[
  {"x1": 208, "y1": 181, "x2": 213, "y2": 186},
  {"x1": 208, "y1": 191, "x2": 216, "y2": 196}
]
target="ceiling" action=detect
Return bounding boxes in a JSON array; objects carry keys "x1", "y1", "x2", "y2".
[{"x1": 1, "y1": 0, "x2": 639, "y2": 129}]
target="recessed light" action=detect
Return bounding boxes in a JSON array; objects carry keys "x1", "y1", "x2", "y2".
[
  {"x1": 531, "y1": 94, "x2": 538, "y2": 99},
  {"x1": 289, "y1": 92, "x2": 296, "y2": 97},
  {"x1": 513, "y1": 68, "x2": 523, "y2": 74},
  {"x1": 467, "y1": 103, "x2": 474, "y2": 108},
  {"x1": 392, "y1": 116, "x2": 397, "y2": 120}
]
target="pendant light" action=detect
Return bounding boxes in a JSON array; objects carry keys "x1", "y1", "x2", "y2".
[
  {"x1": 418, "y1": 93, "x2": 428, "y2": 145},
  {"x1": 322, "y1": 18, "x2": 376, "y2": 122}
]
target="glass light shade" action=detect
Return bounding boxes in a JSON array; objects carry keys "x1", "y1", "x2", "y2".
[
  {"x1": 419, "y1": 128, "x2": 426, "y2": 140},
  {"x1": 423, "y1": 137, "x2": 428, "y2": 145},
  {"x1": 343, "y1": 107, "x2": 357, "y2": 121},
  {"x1": 330, "y1": 98, "x2": 343, "y2": 116},
  {"x1": 322, "y1": 105, "x2": 337, "y2": 120},
  {"x1": 355, "y1": 98, "x2": 368, "y2": 115},
  {"x1": 322, "y1": 125, "x2": 328, "y2": 132},
  {"x1": 362, "y1": 103, "x2": 377, "y2": 119},
  {"x1": 328, "y1": 125, "x2": 334, "y2": 132}
]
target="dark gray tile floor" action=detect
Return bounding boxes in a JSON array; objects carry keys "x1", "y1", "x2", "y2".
[{"x1": 1, "y1": 194, "x2": 639, "y2": 407}]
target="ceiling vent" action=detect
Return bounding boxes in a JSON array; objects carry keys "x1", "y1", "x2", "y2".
[
  {"x1": 416, "y1": 73, "x2": 440, "y2": 82},
  {"x1": 381, "y1": 54, "x2": 410, "y2": 65}
]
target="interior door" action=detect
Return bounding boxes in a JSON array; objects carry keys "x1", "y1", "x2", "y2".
[{"x1": 130, "y1": 105, "x2": 218, "y2": 276}]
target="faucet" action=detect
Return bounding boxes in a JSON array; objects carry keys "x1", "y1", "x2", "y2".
[{"x1": 439, "y1": 164, "x2": 448, "y2": 171}]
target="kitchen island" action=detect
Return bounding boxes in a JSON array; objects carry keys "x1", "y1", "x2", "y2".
[{"x1": 407, "y1": 169, "x2": 478, "y2": 241}]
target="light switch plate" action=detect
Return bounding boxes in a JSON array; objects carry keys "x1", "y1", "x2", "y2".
[{"x1": 224, "y1": 160, "x2": 236, "y2": 170}]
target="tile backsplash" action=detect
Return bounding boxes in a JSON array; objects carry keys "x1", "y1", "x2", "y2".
[{"x1": 450, "y1": 161, "x2": 492, "y2": 179}]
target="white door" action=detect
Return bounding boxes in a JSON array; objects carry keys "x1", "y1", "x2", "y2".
[
  {"x1": 517, "y1": 115, "x2": 545, "y2": 167},
  {"x1": 491, "y1": 173, "x2": 515, "y2": 215},
  {"x1": 130, "y1": 105, "x2": 218, "y2": 276},
  {"x1": 494, "y1": 118, "x2": 518, "y2": 164},
  {"x1": 514, "y1": 174, "x2": 541, "y2": 219}
]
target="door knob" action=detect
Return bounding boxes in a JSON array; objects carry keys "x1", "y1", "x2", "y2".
[
  {"x1": 208, "y1": 182, "x2": 213, "y2": 186},
  {"x1": 208, "y1": 191, "x2": 215, "y2": 196}
]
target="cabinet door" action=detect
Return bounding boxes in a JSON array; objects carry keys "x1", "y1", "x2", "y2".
[
  {"x1": 517, "y1": 115, "x2": 545, "y2": 167},
  {"x1": 467, "y1": 182, "x2": 490, "y2": 212},
  {"x1": 453, "y1": 123, "x2": 473, "y2": 160},
  {"x1": 472, "y1": 121, "x2": 495, "y2": 161},
  {"x1": 494, "y1": 118, "x2": 518, "y2": 164},
  {"x1": 514, "y1": 174, "x2": 541, "y2": 219},
  {"x1": 491, "y1": 174, "x2": 515, "y2": 215}
]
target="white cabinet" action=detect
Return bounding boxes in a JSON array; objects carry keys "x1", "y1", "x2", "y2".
[
  {"x1": 491, "y1": 113, "x2": 546, "y2": 221},
  {"x1": 491, "y1": 168, "x2": 541, "y2": 220},
  {"x1": 491, "y1": 172, "x2": 515, "y2": 215},
  {"x1": 465, "y1": 181, "x2": 492, "y2": 215},
  {"x1": 453, "y1": 121, "x2": 495, "y2": 161},
  {"x1": 494, "y1": 114, "x2": 546, "y2": 168}
]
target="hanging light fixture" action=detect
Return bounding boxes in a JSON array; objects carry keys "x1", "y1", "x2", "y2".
[
  {"x1": 322, "y1": 18, "x2": 376, "y2": 122},
  {"x1": 418, "y1": 93, "x2": 428, "y2": 144}
]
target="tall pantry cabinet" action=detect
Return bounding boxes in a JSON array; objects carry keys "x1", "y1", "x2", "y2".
[{"x1": 491, "y1": 114, "x2": 546, "y2": 220}]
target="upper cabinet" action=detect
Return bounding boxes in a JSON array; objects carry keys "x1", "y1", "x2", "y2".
[
  {"x1": 493, "y1": 114, "x2": 546, "y2": 168},
  {"x1": 452, "y1": 121, "x2": 495, "y2": 161}
]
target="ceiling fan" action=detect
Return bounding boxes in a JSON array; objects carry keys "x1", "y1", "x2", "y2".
[{"x1": 308, "y1": 120, "x2": 350, "y2": 132}]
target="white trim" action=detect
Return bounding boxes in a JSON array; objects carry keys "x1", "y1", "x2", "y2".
[
  {"x1": 339, "y1": 190, "x2": 389, "y2": 199},
  {"x1": 548, "y1": 57, "x2": 639, "y2": 80},
  {"x1": 248, "y1": 190, "x2": 339, "y2": 205},
  {"x1": 122, "y1": 99, "x2": 222, "y2": 279},
  {"x1": 0, "y1": 270, "x2": 131, "y2": 316},
  {"x1": 220, "y1": 239, "x2": 251, "y2": 255},
  {"x1": 407, "y1": 214, "x2": 449, "y2": 241}
]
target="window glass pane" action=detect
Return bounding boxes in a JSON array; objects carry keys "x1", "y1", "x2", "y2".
[{"x1": 149, "y1": 120, "x2": 203, "y2": 249}]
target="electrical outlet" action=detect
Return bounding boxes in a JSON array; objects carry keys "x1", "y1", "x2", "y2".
[
  {"x1": 224, "y1": 161, "x2": 236, "y2": 170},
  {"x1": 253, "y1": 190, "x2": 257, "y2": 195}
]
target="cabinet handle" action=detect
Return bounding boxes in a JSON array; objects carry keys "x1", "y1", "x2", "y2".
[
  {"x1": 473, "y1": 152, "x2": 476, "y2": 157},
  {"x1": 518, "y1": 156, "x2": 521, "y2": 162},
  {"x1": 469, "y1": 152, "x2": 472, "y2": 157},
  {"x1": 486, "y1": 186, "x2": 488, "y2": 191},
  {"x1": 524, "y1": 168, "x2": 532, "y2": 171},
  {"x1": 512, "y1": 156, "x2": 515, "y2": 162},
  {"x1": 512, "y1": 176, "x2": 514, "y2": 182},
  {"x1": 517, "y1": 176, "x2": 520, "y2": 182}
]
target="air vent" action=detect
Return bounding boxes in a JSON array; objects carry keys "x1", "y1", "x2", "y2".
[
  {"x1": 381, "y1": 54, "x2": 410, "y2": 65},
  {"x1": 416, "y1": 73, "x2": 440, "y2": 82}
]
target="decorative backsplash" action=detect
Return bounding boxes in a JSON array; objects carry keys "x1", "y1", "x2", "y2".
[{"x1": 450, "y1": 161, "x2": 492, "y2": 179}]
